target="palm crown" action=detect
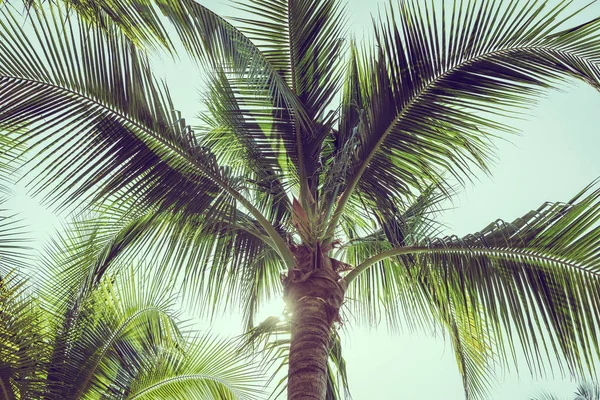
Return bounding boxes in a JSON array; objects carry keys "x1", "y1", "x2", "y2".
[{"x1": 1, "y1": 0, "x2": 600, "y2": 398}]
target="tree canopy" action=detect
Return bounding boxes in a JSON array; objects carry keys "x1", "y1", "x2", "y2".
[{"x1": 1, "y1": 0, "x2": 600, "y2": 398}]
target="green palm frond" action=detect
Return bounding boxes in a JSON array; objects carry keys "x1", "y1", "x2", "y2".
[
  {"x1": 328, "y1": 0, "x2": 600, "y2": 239},
  {"x1": 340, "y1": 183, "x2": 449, "y2": 332},
  {"x1": 0, "y1": 2, "x2": 295, "y2": 266},
  {"x1": 0, "y1": 4, "x2": 220, "y2": 212},
  {"x1": 0, "y1": 269, "x2": 45, "y2": 400},
  {"x1": 38, "y1": 237, "x2": 266, "y2": 399},
  {"x1": 0, "y1": 133, "x2": 24, "y2": 196},
  {"x1": 52, "y1": 269, "x2": 182, "y2": 399},
  {"x1": 29, "y1": 0, "x2": 314, "y2": 188},
  {"x1": 347, "y1": 180, "x2": 600, "y2": 398},
  {"x1": 231, "y1": 0, "x2": 347, "y2": 115},
  {"x1": 0, "y1": 136, "x2": 30, "y2": 270},
  {"x1": 430, "y1": 285, "x2": 499, "y2": 400},
  {"x1": 38, "y1": 227, "x2": 185, "y2": 399},
  {"x1": 2, "y1": 259, "x2": 268, "y2": 400},
  {"x1": 199, "y1": 67, "x2": 292, "y2": 226},
  {"x1": 0, "y1": 210, "x2": 29, "y2": 270},
  {"x1": 531, "y1": 381, "x2": 600, "y2": 400},
  {"x1": 231, "y1": 0, "x2": 348, "y2": 197},
  {"x1": 127, "y1": 334, "x2": 265, "y2": 400},
  {"x1": 575, "y1": 382, "x2": 600, "y2": 400},
  {"x1": 48, "y1": 0, "x2": 306, "y2": 113},
  {"x1": 0, "y1": 180, "x2": 41, "y2": 399},
  {"x1": 36, "y1": 199, "x2": 285, "y2": 331},
  {"x1": 5, "y1": 207, "x2": 264, "y2": 400}
]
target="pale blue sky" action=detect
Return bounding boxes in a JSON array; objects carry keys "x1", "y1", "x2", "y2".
[{"x1": 8, "y1": 0, "x2": 600, "y2": 399}]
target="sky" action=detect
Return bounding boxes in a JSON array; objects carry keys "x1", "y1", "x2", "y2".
[{"x1": 7, "y1": 0, "x2": 600, "y2": 399}]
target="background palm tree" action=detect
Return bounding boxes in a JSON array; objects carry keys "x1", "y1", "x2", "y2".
[
  {"x1": 0, "y1": 129, "x2": 265, "y2": 400},
  {"x1": 0, "y1": 219, "x2": 265, "y2": 399},
  {"x1": 532, "y1": 382, "x2": 600, "y2": 400},
  {"x1": 2, "y1": 0, "x2": 600, "y2": 398}
]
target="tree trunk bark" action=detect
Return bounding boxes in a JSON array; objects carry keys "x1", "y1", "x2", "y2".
[
  {"x1": 287, "y1": 295, "x2": 331, "y2": 399},
  {"x1": 284, "y1": 244, "x2": 348, "y2": 400}
]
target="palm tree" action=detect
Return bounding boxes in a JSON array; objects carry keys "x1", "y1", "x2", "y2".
[
  {"x1": 0, "y1": 212, "x2": 265, "y2": 399},
  {"x1": 1, "y1": 0, "x2": 600, "y2": 398}
]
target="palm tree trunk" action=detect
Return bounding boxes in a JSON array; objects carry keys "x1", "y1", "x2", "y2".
[
  {"x1": 288, "y1": 295, "x2": 331, "y2": 399},
  {"x1": 285, "y1": 245, "x2": 347, "y2": 400}
]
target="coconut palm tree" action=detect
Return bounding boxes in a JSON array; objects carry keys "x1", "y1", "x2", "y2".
[
  {"x1": 0, "y1": 213, "x2": 265, "y2": 399},
  {"x1": 2, "y1": 0, "x2": 600, "y2": 398}
]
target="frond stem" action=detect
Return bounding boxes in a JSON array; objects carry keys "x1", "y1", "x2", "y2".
[
  {"x1": 0, "y1": 377, "x2": 13, "y2": 400},
  {"x1": 127, "y1": 373, "x2": 238, "y2": 400},
  {"x1": 344, "y1": 245, "x2": 600, "y2": 284}
]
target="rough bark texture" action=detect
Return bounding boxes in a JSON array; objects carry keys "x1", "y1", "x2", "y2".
[
  {"x1": 284, "y1": 244, "x2": 348, "y2": 400},
  {"x1": 287, "y1": 295, "x2": 331, "y2": 399}
]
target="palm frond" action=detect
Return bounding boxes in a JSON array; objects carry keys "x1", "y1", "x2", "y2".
[
  {"x1": 231, "y1": 0, "x2": 348, "y2": 198},
  {"x1": 329, "y1": 0, "x2": 600, "y2": 238},
  {"x1": 530, "y1": 381, "x2": 600, "y2": 400},
  {"x1": 36, "y1": 198, "x2": 286, "y2": 330},
  {"x1": 0, "y1": 156, "x2": 40, "y2": 398},
  {"x1": 0, "y1": 135, "x2": 30, "y2": 270},
  {"x1": 38, "y1": 0, "x2": 314, "y2": 177},
  {"x1": 347, "y1": 180, "x2": 600, "y2": 398},
  {"x1": 231, "y1": 0, "x2": 347, "y2": 115},
  {"x1": 41, "y1": 266, "x2": 183, "y2": 399},
  {"x1": 127, "y1": 334, "x2": 266, "y2": 400},
  {"x1": 6, "y1": 219, "x2": 267, "y2": 400},
  {"x1": 340, "y1": 183, "x2": 449, "y2": 332},
  {"x1": 0, "y1": 3, "x2": 294, "y2": 265},
  {"x1": 0, "y1": 4, "x2": 217, "y2": 211},
  {"x1": 0, "y1": 132, "x2": 25, "y2": 196},
  {"x1": 199, "y1": 67, "x2": 292, "y2": 226},
  {"x1": 575, "y1": 381, "x2": 600, "y2": 400},
  {"x1": 0, "y1": 269, "x2": 45, "y2": 399},
  {"x1": 428, "y1": 285, "x2": 499, "y2": 400},
  {"x1": 0, "y1": 210, "x2": 29, "y2": 270}
]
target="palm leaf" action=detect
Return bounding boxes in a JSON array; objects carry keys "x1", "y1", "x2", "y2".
[
  {"x1": 18, "y1": 213, "x2": 268, "y2": 399},
  {"x1": 328, "y1": 0, "x2": 600, "y2": 239},
  {"x1": 340, "y1": 183, "x2": 449, "y2": 331},
  {"x1": 347, "y1": 180, "x2": 600, "y2": 398},
  {"x1": 231, "y1": 0, "x2": 348, "y2": 198},
  {"x1": 0, "y1": 4, "x2": 220, "y2": 212},
  {"x1": 199, "y1": 67, "x2": 292, "y2": 226},
  {"x1": 0, "y1": 3, "x2": 294, "y2": 265},
  {"x1": 33, "y1": 0, "x2": 314, "y2": 178},
  {"x1": 36, "y1": 198, "x2": 285, "y2": 331},
  {"x1": 426, "y1": 282, "x2": 499, "y2": 400},
  {"x1": 0, "y1": 269, "x2": 45, "y2": 400},
  {"x1": 575, "y1": 381, "x2": 600, "y2": 400},
  {"x1": 127, "y1": 334, "x2": 265, "y2": 400}
]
